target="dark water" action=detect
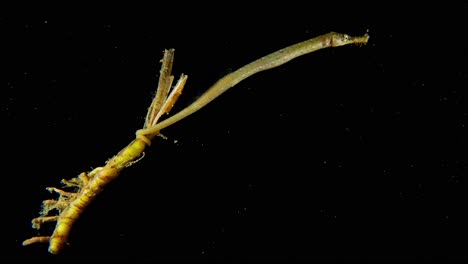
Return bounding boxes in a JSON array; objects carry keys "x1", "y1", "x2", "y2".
[{"x1": 4, "y1": 4, "x2": 468, "y2": 262}]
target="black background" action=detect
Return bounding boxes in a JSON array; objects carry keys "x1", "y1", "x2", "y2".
[{"x1": 3, "y1": 3, "x2": 468, "y2": 262}]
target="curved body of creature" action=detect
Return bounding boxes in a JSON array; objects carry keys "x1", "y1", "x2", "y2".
[{"x1": 23, "y1": 32, "x2": 369, "y2": 254}]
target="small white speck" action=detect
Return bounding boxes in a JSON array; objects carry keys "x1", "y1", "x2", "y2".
[{"x1": 44, "y1": 20, "x2": 48, "y2": 24}]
